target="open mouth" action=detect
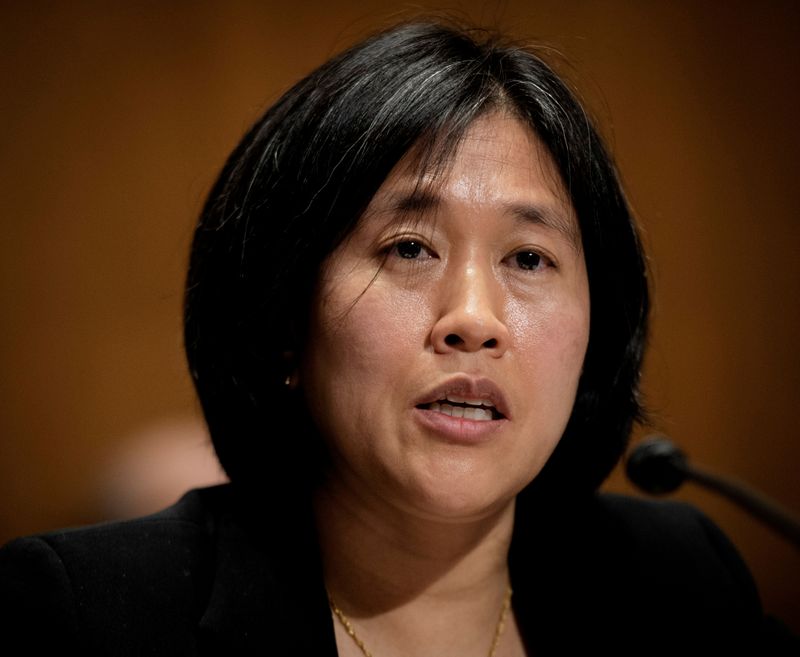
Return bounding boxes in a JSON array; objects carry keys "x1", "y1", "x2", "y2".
[{"x1": 416, "y1": 394, "x2": 505, "y2": 422}]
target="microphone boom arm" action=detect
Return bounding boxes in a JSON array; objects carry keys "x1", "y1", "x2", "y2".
[
  {"x1": 626, "y1": 435, "x2": 800, "y2": 550},
  {"x1": 681, "y1": 461, "x2": 800, "y2": 549}
]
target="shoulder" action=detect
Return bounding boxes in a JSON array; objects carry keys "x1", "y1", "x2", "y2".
[
  {"x1": 0, "y1": 485, "x2": 231, "y2": 652},
  {"x1": 1, "y1": 484, "x2": 225, "y2": 592},
  {"x1": 591, "y1": 495, "x2": 798, "y2": 653},
  {"x1": 598, "y1": 493, "x2": 764, "y2": 602},
  {"x1": 0, "y1": 484, "x2": 336, "y2": 655},
  {"x1": 594, "y1": 492, "x2": 752, "y2": 561},
  {"x1": 511, "y1": 492, "x2": 773, "y2": 653},
  {"x1": 590, "y1": 493, "x2": 761, "y2": 610}
]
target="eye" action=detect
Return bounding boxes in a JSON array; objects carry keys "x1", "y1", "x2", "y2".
[
  {"x1": 391, "y1": 240, "x2": 431, "y2": 260},
  {"x1": 513, "y1": 250, "x2": 549, "y2": 271},
  {"x1": 379, "y1": 236, "x2": 437, "y2": 270}
]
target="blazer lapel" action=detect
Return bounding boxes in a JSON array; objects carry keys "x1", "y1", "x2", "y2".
[{"x1": 196, "y1": 487, "x2": 338, "y2": 655}]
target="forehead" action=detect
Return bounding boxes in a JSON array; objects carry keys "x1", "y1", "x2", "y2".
[{"x1": 363, "y1": 112, "x2": 581, "y2": 249}]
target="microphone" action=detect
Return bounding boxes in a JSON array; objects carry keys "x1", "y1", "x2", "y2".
[{"x1": 626, "y1": 435, "x2": 800, "y2": 549}]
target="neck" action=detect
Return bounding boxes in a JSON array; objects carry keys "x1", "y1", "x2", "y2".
[{"x1": 313, "y1": 476, "x2": 521, "y2": 657}]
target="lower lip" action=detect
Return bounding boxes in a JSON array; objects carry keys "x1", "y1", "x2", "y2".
[{"x1": 412, "y1": 407, "x2": 508, "y2": 444}]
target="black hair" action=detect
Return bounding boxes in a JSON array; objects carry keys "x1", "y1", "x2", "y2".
[{"x1": 184, "y1": 21, "x2": 649, "y2": 502}]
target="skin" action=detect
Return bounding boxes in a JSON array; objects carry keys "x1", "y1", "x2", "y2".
[{"x1": 303, "y1": 112, "x2": 590, "y2": 657}]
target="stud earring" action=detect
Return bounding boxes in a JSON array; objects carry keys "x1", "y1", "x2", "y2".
[
  {"x1": 282, "y1": 349, "x2": 296, "y2": 389},
  {"x1": 284, "y1": 371, "x2": 300, "y2": 390}
]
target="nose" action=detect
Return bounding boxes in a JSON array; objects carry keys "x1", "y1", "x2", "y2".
[{"x1": 430, "y1": 262, "x2": 510, "y2": 357}]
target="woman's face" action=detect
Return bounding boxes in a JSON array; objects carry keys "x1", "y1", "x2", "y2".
[{"x1": 302, "y1": 113, "x2": 590, "y2": 522}]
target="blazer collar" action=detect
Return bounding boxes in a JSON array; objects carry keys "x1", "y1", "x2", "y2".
[{"x1": 195, "y1": 484, "x2": 338, "y2": 654}]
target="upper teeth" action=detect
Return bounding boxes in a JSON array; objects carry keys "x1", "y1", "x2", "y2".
[
  {"x1": 429, "y1": 402, "x2": 493, "y2": 421},
  {"x1": 445, "y1": 394, "x2": 493, "y2": 407}
]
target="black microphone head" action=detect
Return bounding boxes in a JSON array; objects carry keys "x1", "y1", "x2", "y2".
[{"x1": 626, "y1": 435, "x2": 689, "y2": 494}]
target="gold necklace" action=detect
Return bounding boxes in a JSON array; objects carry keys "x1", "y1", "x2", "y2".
[{"x1": 328, "y1": 585, "x2": 513, "y2": 657}]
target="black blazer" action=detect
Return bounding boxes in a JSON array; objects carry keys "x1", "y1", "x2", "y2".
[{"x1": 0, "y1": 484, "x2": 795, "y2": 655}]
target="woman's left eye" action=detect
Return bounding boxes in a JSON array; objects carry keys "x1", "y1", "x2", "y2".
[{"x1": 511, "y1": 250, "x2": 550, "y2": 271}]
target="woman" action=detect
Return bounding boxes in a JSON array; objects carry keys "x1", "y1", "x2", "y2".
[{"x1": 0, "y1": 20, "x2": 785, "y2": 655}]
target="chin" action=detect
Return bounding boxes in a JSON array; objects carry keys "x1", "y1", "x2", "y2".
[
  {"x1": 395, "y1": 472, "x2": 527, "y2": 524},
  {"x1": 394, "y1": 444, "x2": 555, "y2": 522}
]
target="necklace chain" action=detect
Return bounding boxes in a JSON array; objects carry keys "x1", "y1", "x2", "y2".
[{"x1": 328, "y1": 585, "x2": 513, "y2": 657}]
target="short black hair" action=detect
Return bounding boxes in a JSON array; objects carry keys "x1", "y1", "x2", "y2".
[{"x1": 184, "y1": 21, "x2": 649, "y2": 501}]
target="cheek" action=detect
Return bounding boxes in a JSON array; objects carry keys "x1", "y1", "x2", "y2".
[
  {"x1": 303, "y1": 280, "x2": 433, "y2": 430},
  {"x1": 505, "y1": 292, "x2": 590, "y2": 375},
  {"x1": 321, "y1": 282, "x2": 431, "y2": 372},
  {"x1": 505, "y1": 294, "x2": 589, "y2": 470},
  {"x1": 303, "y1": 279, "x2": 438, "y2": 483}
]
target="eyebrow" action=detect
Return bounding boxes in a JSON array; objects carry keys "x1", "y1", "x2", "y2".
[
  {"x1": 381, "y1": 190, "x2": 440, "y2": 214},
  {"x1": 505, "y1": 202, "x2": 583, "y2": 252},
  {"x1": 359, "y1": 190, "x2": 440, "y2": 228},
  {"x1": 367, "y1": 190, "x2": 582, "y2": 251}
]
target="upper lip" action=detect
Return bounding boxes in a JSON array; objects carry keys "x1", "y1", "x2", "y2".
[{"x1": 414, "y1": 375, "x2": 511, "y2": 419}]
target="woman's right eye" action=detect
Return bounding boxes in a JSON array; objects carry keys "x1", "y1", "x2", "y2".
[{"x1": 392, "y1": 240, "x2": 427, "y2": 259}]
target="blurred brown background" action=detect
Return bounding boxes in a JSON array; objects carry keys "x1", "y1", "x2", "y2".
[{"x1": 1, "y1": 0, "x2": 798, "y2": 631}]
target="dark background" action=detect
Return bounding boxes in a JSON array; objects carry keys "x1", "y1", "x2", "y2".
[{"x1": 2, "y1": 0, "x2": 798, "y2": 630}]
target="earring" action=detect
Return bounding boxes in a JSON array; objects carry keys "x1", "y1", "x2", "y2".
[
  {"x1": 284, "y1": 371, "x2": 300, "y2": 390},
  {"x1": 283, "y1": 350, "x2": 298, "y2": 390}
]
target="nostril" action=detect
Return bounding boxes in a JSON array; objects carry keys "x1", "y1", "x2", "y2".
[
  {"x1": 444, "y1": 334, "x2": 463, "y2": 346},
  {"x1": 483, "y1": 338, "x2": 497, "y2": 349}
]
